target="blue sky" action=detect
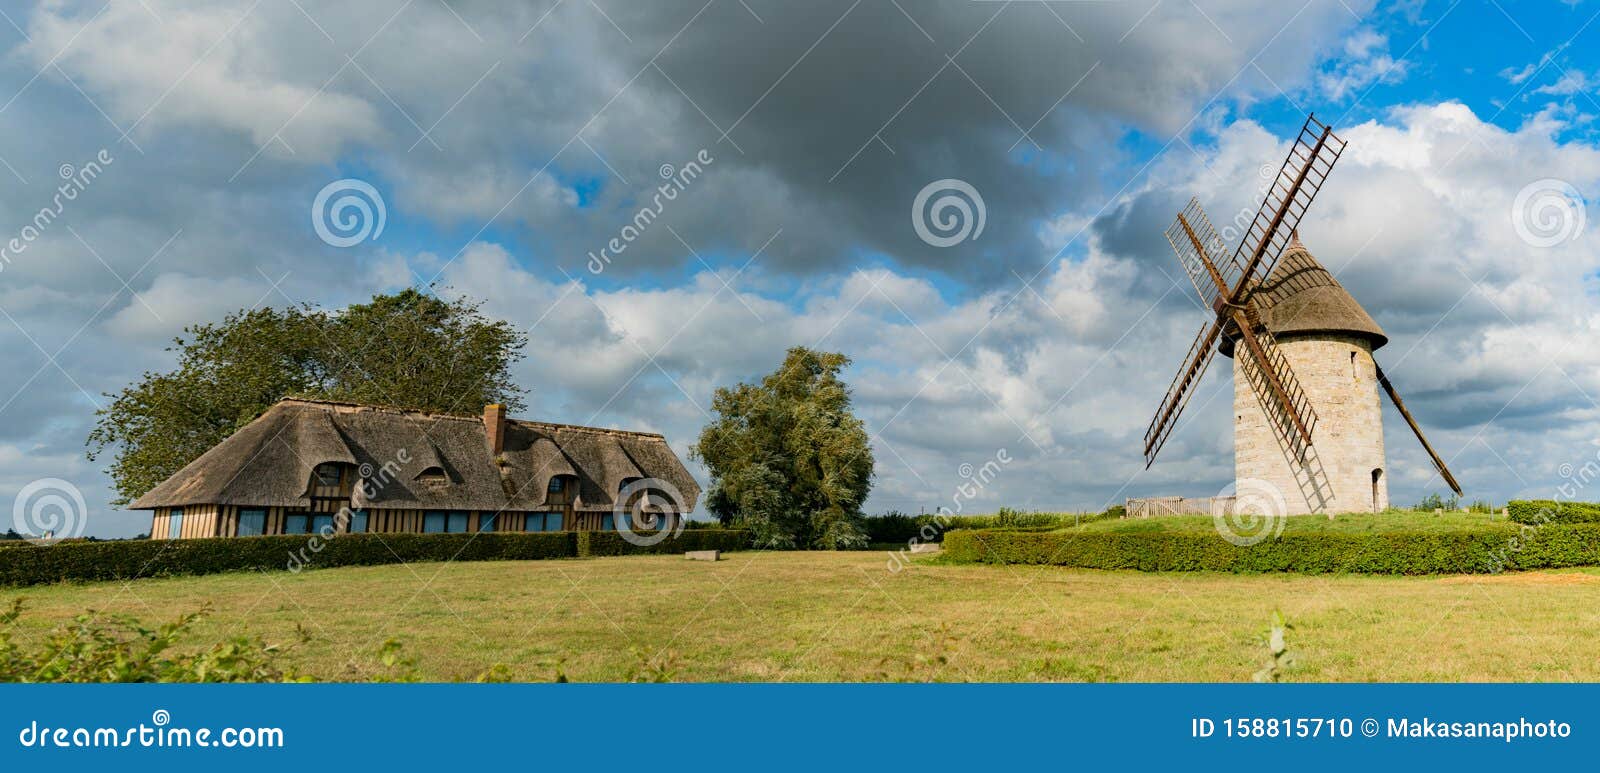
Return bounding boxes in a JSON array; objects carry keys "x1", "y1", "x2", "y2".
[{"x1": 0, "y1": 0, "x2": 1597, "y2": 538}]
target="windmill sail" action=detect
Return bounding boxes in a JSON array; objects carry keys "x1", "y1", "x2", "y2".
[
  {"x1": 1143, "y1": 318, "x2": 1224, "y2": 467},
  {"x1": 1231, "y1": 313, "x2": 1317, "y2": 460},
  {"x1": 1229, "y1": 114, "x2": 1346, "y2": 295},
  {"x1": 1375, "y1": 363, "x2": 1464, "y2": 497},
  {"x1": 1166, "y1": 198, "x2": 1242, "y2": 313}
]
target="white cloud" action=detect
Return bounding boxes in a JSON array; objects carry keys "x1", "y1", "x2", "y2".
[
  {"x1": 1316, "y1": 27, "x2": 1409, "y2": 101},
  {"x1": 24, "y1": 2, "x2": 385, "y2": 161},
  {"x1": 104, "y1": 272, "x2": 269, "y2": 342}
]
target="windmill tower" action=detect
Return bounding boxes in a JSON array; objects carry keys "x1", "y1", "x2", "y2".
[
  {"x1": 1143, "y1": 115, "x2": 1462, "y2": 514},
  {"x1": 1223, "y1": 234, "x2": 1389, "y2": 513}
]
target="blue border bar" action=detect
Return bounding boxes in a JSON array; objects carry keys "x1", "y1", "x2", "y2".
[{"x1": 0, "y1": 684, "x2": 1592, "y2": 770}]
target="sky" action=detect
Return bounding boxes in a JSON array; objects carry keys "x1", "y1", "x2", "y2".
[{"x1": 1, "y1": 0, "x2": 1598, "y2": 538}]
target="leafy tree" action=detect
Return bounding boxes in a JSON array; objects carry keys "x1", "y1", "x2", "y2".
[
  {"x1": 693, "y1": 347, "x2": 873, "y2": 549},
  {"x1": 88, "y1": 289, "x2": 526, "y2": 505}
]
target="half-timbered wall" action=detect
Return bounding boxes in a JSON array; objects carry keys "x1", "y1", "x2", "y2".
[{"x1": 153, "y1": 505, "x2": 679, "y2": 539}]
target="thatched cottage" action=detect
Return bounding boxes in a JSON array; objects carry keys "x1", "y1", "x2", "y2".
[{"x1": 132, "y1": 398, "x2": 700, "y2": 540}]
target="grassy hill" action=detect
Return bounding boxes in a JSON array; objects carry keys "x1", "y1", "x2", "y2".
[{"x1": 5, "y1": 550, "x2": 1600, "y2": 682}]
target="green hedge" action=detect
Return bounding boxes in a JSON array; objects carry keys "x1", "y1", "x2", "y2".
[
  {"x1": 0, "y1": 529, "x2": 752, "y2": 587},
  {"x1": 942, "y1": 523, "x2": 1600, "y2": 574},
  {"x1": 1506, "y1": 500, "x2": 1600, "y2": 525},
  {"x1": 862, "y1": 510, "x2": 1116, "y2": 544},
  {"x1": 577, "y1": 529, "x2": 751, "y2": 556}
]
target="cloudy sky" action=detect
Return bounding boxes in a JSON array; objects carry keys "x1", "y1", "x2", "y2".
[{"x1": 1, "y1": 0, "x2": 1597, "y2": 537}]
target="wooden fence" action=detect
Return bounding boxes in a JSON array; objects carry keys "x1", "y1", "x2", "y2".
[{"x1": 1125, "y1": 496, "x2": 1238, "y2": 518}]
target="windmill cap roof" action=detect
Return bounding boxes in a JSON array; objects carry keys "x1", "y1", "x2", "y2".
[{"x1": 1220, "y1": 236, "x2": 1387, "y2": 356}]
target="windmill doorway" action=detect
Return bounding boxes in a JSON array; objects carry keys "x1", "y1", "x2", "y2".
[{"x1": 1371, "y1": 468, "x2": 1384, "y2": 511}]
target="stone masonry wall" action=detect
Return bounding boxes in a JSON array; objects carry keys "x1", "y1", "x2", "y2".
[{"x1": 1233, "y1": 333, "x2": 1388, "y2": 514}]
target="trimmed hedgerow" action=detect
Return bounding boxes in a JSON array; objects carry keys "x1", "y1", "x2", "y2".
[
  {"x1": 862, "y1": 509, "x2": 1118, "y2": 545},
  {"x1": 0, "y1": 532, "x2": 576, "y2": 587},
  {"x1": 577, "y1": 529, "x2": 751, "y2": 557},
  {"x1": 1506, "y1": 500, "x2": 1600, "y2": 525},
  {"x1": 0, "y1": 528, "x2": 752, "y2": 587},
  {"x1": 941, "y1": 523, "x2": 1600, "y2": 575}
]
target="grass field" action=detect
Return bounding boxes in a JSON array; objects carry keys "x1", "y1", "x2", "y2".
[
  {"x1": 1070, "y1": 510, "x2": 1507, "y2": 535},
  {"x1": 5, "y1": 550, "x2": 1600, "y2": 682}
]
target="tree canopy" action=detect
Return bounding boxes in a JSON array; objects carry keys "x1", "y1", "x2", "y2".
[
  {"x1": 88, "y1": 289, "x2": 527, "y2": 505},
  {"x1": 693, "y1": 347, "x2": 874, "y2": 549}
]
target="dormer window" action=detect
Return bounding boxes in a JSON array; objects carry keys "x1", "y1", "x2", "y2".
[
  {"x1": 416, "y1": 466, "x2": 448, "y2": 484},
  {"x1": 548, "y1": 477, "x2": 564, "y2": 493},
  {"x1": 314, "y1": 463, "x2": 343, "y2": 486}
]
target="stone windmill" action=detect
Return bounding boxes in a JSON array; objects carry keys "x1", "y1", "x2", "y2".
[{"x1": 1143, "y1": 114, "x2": 1461, "y2": 514}]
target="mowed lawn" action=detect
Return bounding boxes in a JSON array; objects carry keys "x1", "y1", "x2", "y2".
[{"x1": 5, "y1": 550, "x2": 1600, "y2": 682}]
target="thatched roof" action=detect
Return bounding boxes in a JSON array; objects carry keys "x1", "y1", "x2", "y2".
[
  {"x1": 131, "y1": 398, "x2": 701, "y2": 512},
  {"x1": 1221, "y1": 233, "x2": 1386, "y2": 357}
]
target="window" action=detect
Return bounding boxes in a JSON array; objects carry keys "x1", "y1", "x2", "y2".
[
  {"x1": 311, "y1": 513, "x2": 335, "y2": 534},
  {"x1": 478, "y1": 514, "x2": 495, "y2": 532},
  {"x1": 524, "y1": 512, "x2": 562, "y2": 532},
  {"x1": 315, "y1": 463, "x2": 343, "y2": 486},
  {"x1": 548, "y1": 477, "x2": 565, "y2": 493},
  {"x1": 424, "y1": 511, "x2": 469, "y2": 533},
  {"x1": 600, "y1": 514, "x2": 615, "y2": 531},
  {"x1": 348, "y1": 510, "x2": 368, "y2": 533},
  {"x1": 284, "y1": 512, "x2": 310, "y2": 534},
  {"x1": 168, "y1": 508, "x2": 183, "y2": 539},
  {"x1": 237, "y1": 509, "x2": 266, "y2": 537}
]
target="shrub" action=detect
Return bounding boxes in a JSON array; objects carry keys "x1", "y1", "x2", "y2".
[
  {"x1": 0, "y1": 599, "x2": 305, "y2": 682},
  {"x1": 862, "y1": 510, "x2": 1114, "y2": 546},
  {"x1": 1506, "y1": 500, "x2": 1600, "y2": 525},
  {"x1": 0, "y1": 529, "x2": 751, "y2": 587},
  {"x1": 862, "y1": 511, "x2": 923, "y2": 544},
  {"x1": 0, "y1": 600, "x2": 496, "y2": 682},
  {"x1": 577, "y1": 529, "x2": 751, "y2": 557},
  {"x1": 1414, "y1": 492, "x2": 1460, "y2": 511},
  {"x1": 942, "y1": 523, "x2": 1600, "y2": 574}
]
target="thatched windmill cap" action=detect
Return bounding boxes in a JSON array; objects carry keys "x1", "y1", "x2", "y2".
[{"x1": 1221, "y1": 233, "x2": 1387, "y2": 357}]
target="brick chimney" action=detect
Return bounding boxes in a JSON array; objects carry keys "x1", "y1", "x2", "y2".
[{"x1": 483, "y1": 404, "x2": 507, "y2": 456}]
